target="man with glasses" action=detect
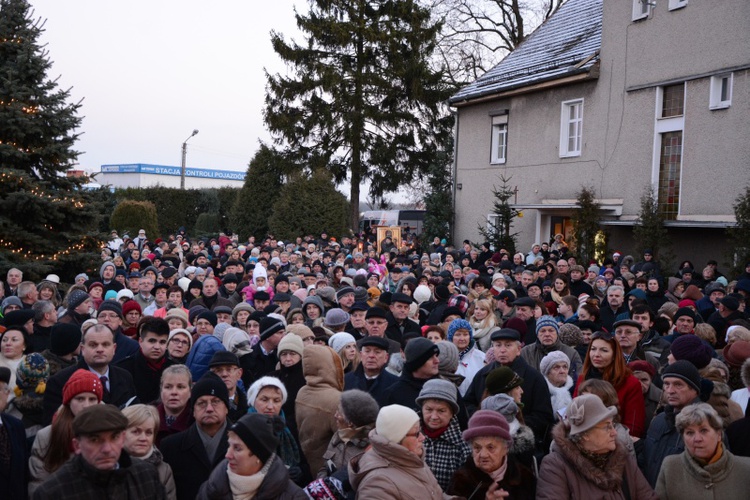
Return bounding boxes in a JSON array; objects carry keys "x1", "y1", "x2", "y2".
[
  {"x1": 96, "y1": 301, "x2": 139, "y2": 363},
  {"x1": 161, "y1": 373, "x2": 230, "y2": 500}
]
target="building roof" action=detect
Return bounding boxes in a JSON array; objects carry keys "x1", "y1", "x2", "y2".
[{"x1": 449, "y1": 0, "x2": 602, "y2": 104}]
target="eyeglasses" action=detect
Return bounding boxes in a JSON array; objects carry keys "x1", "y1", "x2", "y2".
[
  {"x1": 404, "y1": 429, "x2": 423, "y2": 439},
  {"x1": 591, "y1": 331, "x2": 615, "y2": 341},
  {"x1": 592, "y1": 422, "x2": 615, "y2": 432},
  {"x1": 169, "y1": 338, "x2": 190, "y2": 346},
  {"x1": 194, "y1": 398, "x2": 224, "y2": 410}
]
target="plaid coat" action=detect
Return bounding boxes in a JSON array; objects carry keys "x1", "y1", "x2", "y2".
[{"x1": 422, "y1": 416, "x2": 471, "y2": 490}]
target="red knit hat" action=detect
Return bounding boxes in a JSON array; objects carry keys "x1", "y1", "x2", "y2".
[
  {"x1": 63, "y1": 369, "x2": 104, "y2": 405},
  {"x1": 122, "y1": 300, "x2": 142, "y2": 316}
]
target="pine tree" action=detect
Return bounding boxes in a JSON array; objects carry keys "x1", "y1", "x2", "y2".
[
  {"x1": 728, "y1": 185, "x2": 750, "y2": 278},
  {"x1": 478, "y1": 174, "x2": 519, "y2": 254},
  {"x1": 264, "y1": 0, "x2": 452, "y2": 230},
  {"x1": 420, "y1": 153, "x2": 453, "y2": 247},
  {"x1": 633, "y1": 185, "x2": 674, "y2": 267},
  {"x1": 571, "y1": 186, "x2": 601, "y2": 265},
  {"x1": 0, "y1": 0, "x2": 102, "y2": 280}
]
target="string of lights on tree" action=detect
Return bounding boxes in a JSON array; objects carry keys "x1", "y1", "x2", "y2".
[
  {"x1": 0, "y1": 171, "x2": 85, "y2": 208},
  {"x1": 0, "y1": 238, "x2": 92, "y2": 261},
  {"x1": 0, "y1": 98, "x2": 38, "y2": 114}
]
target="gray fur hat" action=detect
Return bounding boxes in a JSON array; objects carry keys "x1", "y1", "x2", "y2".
[{"x1": 340, "y1": 389, "x2": 379, "y2": 428}]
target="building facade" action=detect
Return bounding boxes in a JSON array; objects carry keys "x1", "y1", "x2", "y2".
[
  {"x1": 97, "y1": 164, "x2": 245, "y2": 189},
  {"x1": 449, "y1": 0, "x2": 750, "y2": 265}
]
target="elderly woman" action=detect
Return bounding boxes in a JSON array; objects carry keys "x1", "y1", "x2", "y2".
[
  {"x1": 537, "y1": 395, "x2": 656, "y2": 499},
  {"x1": 656, "y1": 403, "x2": 750, "y2": 498},
  {"x1": 166, "y1": 329, "x2": 193, "y2": 364},
  {"x1": 415, "y1": 379, "x2": 471, "y2": 490},
  {"x1": 318, "y1": 389, "x2": 379, "y2": 478},
  {"x1": 349, "y1": 404, "x2": 457, "y2": 499},
  {"x1": 122, "y1": 404, "x2": 177, "y2": 500},
  {"x1": 447, "y1": 410, "x2": 536, "y2": 499},
  {"x1": 447, "y1": 319, "x2": 485, "y2": 396},
  {"x1": 197, "y1": 413, "x2": 306, "y2": 499},
  {"x1": 540, "y1": 351, "x2": 573, "y2": 419}
]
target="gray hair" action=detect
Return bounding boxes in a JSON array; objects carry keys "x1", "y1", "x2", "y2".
[
  {"x1": 160, "y1": 364, "x2": 192, "y2": 387},
  {"x1": 607, "y1": 285, "x2": 624, "y2": 295},
  {"x1": 17, "y1": 281, "x2": 37, "y2": 299},
  {"x1": 675, "y1": 403, "x2": 723, "y2": 433},
  {"x1": 33, "y1": 300, "x2": 56, "y2": 321}
]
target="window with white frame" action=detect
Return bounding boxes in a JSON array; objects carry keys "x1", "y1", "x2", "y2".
[
  {"x1": 490, "y1": 114, "x2": 508, "y2": 164},
  {"x1": 668, "y1": 0, "x2": 688, "y2": 11},
  {"x1": 559, "y1": 99, "x2": 583, "y2": 157},
  {"x1": 653, "y1": 83, "x2": 685, "y2": 220},
  {"x1": 709, "y1": 73, "x2": 732, "y2": 110},
  {"x1": 632, "y1": 0, "x2": 652, "y2": 20}
]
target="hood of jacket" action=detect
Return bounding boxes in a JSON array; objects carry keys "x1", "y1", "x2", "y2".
[
  {"x1": 302, "y1": 295, "x2": 325, "y2": 316},
  {"x1": 349, "y1": 430, "x2": 425, "y2": 490},
  {"x1": 100, "y1": 261, "x2": 116, "y2": 280},
  {"x1": 302, "y1": 344, "x2": 344, "y2": 391}
]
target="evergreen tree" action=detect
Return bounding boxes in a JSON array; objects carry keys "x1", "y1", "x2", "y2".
[
  {"x1": 229, "y1": 144, "x2": 286, "y2": 241},
  {"x1": 0, "y1": 0, "x2": 102, "y2": 280},
  {"x1": 265, "y1": 0, "x2": 452, "y2": 230},
  {"x1": 572, "y1": 186, "x2": 601, "y2": 265},
  {"x1": 268, "y1": 170, "x2": 349, "y2": 241},
  {"x1": 633, "y1": 185, "x2": 674, "y2": 266},
  {"x1": 420, "y1": 154, "x2": 453, "y2": 247},
  {"x1": 478, "y1": 174, "x2": 519, "y2": 254},
  {"x1": 728, "y1": 185, "x2": 750, "y2": 278}
]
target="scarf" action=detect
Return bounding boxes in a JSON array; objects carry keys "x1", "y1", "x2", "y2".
[
  {"x1": 247, "y1": 407, "x2": 300, "y2": 467},
  {"x1": 695, "y1": 441, "x2": 724, "y2": 467},
  {"x1": 578, "y1": 445, "x2": 613, "y2": 470},
  {"x1": 227, "y1": 463, "x2": 266, "y2": 500},
  {"x1": 422, "y1": 424, "x2": 449, "y2": 440},
  {"x1": 458, "y1": 340, "x2": 475, "y2": 361},
  {"x1": 488, "y1": 455, "x2": 508, "y2": 483},
  {"x1": 146, "y1": 356, "x2": 167, "y2": 372}
]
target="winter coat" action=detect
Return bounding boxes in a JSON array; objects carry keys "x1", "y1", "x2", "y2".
[
  {"x1": 196, "y1": 457, "x2": 306, "y2": 500},
  {"x1": 112, "y1": 329, "x2": 140, "y2": 364},
  {"x1": 643, "y1": 397, "x2": 702, "y2": 486},
  {"x1": 447, "y1": 453, "x2": 536, "y2": 500},
  {"x1": 42, "y1": 358, "x2": 137, "y2": 426},
  {"x1": 116, "y1": 351, "x2": 174, "y2": 405},
  {"x1": 0, "y1": 412, "x2": 27, "y2": 500},
  {"x1": 344, "y1": 363, "x2": 399, "y2": 408},
  {"x1": 521, "y1": 340, "x2": 583, "y2": 381},
  {"x1": 32, "y1": 451, "x2": 166, "y2": 500},
  {"x1": 187, "y1": 295, "x2": 235, "y2": 311},
  {"x1": 644, "y1": 383, "x2": 662, "y2": 432},
  {"x1": 160, "y1": 422, "x2": 230, "y2": 500},
  {"x1": 269, "y1": 360, "x2": 306, "y2": 437},
  {"x1": 39, "y1": 349, "x2": 76, "y2": 378},
  {"x1": 726, "y1": 414, "x2": 750, "y2": 458},
  {"x1": 536, "y1": 422, "x2": 657, "y2": 500},
  {"x1": 239, "y1": 343, "x2": 278, "y2": 387},
  {"x1": 134, "y1": 447, "x2": 177, "y2": 500},
  {"x1": 656, "y1": 448, "x2": 750, "y2": 499},
  {"x1": 318, "y1": 424, "x2": 374, "y2": 478},
  {"x1": 296, "y1": 345, "x2": 344, "y2": 475},
  {"x1": 348, "y1": 431, "x2": 458, "y2": 500},
  {"x1": 29, "y1": 425, "x2": 58, "y2": 497},
  {"x1": 384, "y1": 370, "x2": 431, "y2": 411},
  {"x1": 421, "y1": 415, "x2": 471, "y2": 490},
  {"x1": 384, "y1": 313, "x2": 421, "y2": 344},
  {"x1": 156, "y1": 403, "x2": 193, "y2": 446},
  {"x1": 456, "y1": 344, "x2": 486, "y2": 397},
  {"x1": 464, "y1": 357, "x2": 555, "y2": 447},
  {"x1": 575, "y1": 373, "x2": 646, "y2": 438},
  {"x1": 186, "y1": 334, "x2": 226, "y2": 382}
]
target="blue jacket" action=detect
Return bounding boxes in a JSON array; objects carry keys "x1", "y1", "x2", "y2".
[{"x1": 186, "y1": 335, "x2": 226, "y2": 381}]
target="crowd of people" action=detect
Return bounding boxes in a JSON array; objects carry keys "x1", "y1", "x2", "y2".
[{"x1": 1, "y1": 227, "x2": 750, "y2": 499}]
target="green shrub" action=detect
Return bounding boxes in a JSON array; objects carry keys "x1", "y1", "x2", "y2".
[{"x1": 110, "y1": 200, "x2": 159, "y2": 238}]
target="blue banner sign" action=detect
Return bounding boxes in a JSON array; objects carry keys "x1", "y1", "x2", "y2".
[{"x1": 101, "y1": 164, "x2": 245, "y2": 181}]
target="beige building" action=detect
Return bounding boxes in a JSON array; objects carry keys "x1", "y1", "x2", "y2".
[{"x1": 449, "y1": 0, "x2": 750, "y2": 265}]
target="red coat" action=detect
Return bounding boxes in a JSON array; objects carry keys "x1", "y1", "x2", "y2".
[{"x1": 575, "y1": 374, "x2": 646, "y2": 438}]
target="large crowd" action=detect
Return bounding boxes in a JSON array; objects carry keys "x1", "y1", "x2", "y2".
[{"x1": 1, "y1": 227, "x2": 750, "y2": 499}]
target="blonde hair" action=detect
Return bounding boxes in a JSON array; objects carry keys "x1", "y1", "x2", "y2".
[
  {"x1": 122, "y1": 404, "x2": 159, "y2": 433},
  {"x1": 694, "y1": 323, "x2": 717, "y2": 346}
]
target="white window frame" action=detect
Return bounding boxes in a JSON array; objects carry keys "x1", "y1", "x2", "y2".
[
  {"x1": 632, "y1": 0, "x2": 652, "y2": 21},
  {"x1": 651, "y1": 84, "x2": 686, "y2": 216},
  {"x1": 490, "y1": 114, "x2": 508, "y2": 164},
  {"x1": 709, "y1": 73, "x2": 733, "y2": 110},
  {"x1": 668, "y1": 0, "x2": 688, "y2": 11},
  {"x1": 559, "y1": 99, "x2": 583, "y2": 158}
]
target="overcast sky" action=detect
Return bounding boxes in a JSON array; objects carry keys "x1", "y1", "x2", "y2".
[{"x1": 33, "y1": 0, "x2": 304, "y2": 175}]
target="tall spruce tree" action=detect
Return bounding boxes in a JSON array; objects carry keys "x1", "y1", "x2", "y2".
[
  {"x1": 478, "y1": 174, "x2": 519, "y2": 254},
  {"x1": 264, "y1": 0, "x2": 451, "y2": 230},
  {"x1": 0, "y1": 0, "x2": 102, "y2": 280}
]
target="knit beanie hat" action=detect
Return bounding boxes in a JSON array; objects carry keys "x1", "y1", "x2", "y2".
[
  {"x1": 723, "y1": 340, "x2": 750, "y2": 368},
  {"x1": 485, "y1": 366, "x2": 523, "y2": 395},
  {"x1": 286, "y1": 324, "x2": 315, "y2": 342},
  {"x1": 116, "y1": 289, "x2": 134, "y2": 302},
  {"x1": 448, "y1": 295, "x2": 470, "y2": 314},
  {"x1": 673, "y1": 307, "x2": 697, "y2": 323},
  {"x1": 259, "y1": 316, "x2": 285, "y2": 341},
  {"x1": 437, "y1": 341, "x2": 460, "y2": 373},
  {"x1": 50, "y1": 323, "x2": 83, "y2": 356},
  {"x1": 67, "y1": 290, "x2": 91, "y2": 311},
  {"x1": 462, "y1": 409, "x2": 511, "y2": 442},
  {"x1": 278, "y1": 333, "x2": 304, "y2": 357},
  {"x1": 336, "y1": 286, "x2": 355, "y2": 302},
  {"x1": 566, "y1": 394, "x2": 618, "y2": 436},
  {"x1": 168, "y1": 329, "x2": 193, "y2": 349},
  {"x1": 16, "y1": 353, "x2": 49, "y2": 394},
  {"x1": 324, "y1": 309, "x2": 351, "y2": 328},
  {"x1": 1, "y1": 296, "x2": 23, "y2": 313},
  {"x1": 230, "y1": 413, "x2": 284, "y2": 464},
  {"x1": 328, "y1": 332, "x2": 356, "y2": 353},
  {"x1": 447, "y1": 319, "x2": 473, "y2": 342},
  {"x1": 165, "y1": 308, "x2": 189, "y2": 329},
  {"x1": 376, "y1": 405, "x2": 419, "y2": 444},
  {"x1": 559, "y1": 323, "x2": 584, "y2": 347},
  {"x1": 662, "y1": 360, "x2": 702, "y2": 392},
  {"x1": 122, "y1": 300, "x2": 142, "y2": 317},
  {"x1": 670, "y1": 335, "x2": 713, "y2": 369},
  {"x1": 414, "y1": 285, "x2": 432, "y2": 305},
  {"x1": 503, "y1": 317, "x2": 528, "y2": 339},
  {"x1": 340, "y1": 389, "x2": 380, "y2": 428},
  {"x1": 191, "y1": 373, "x2": 230, "y2": 409},
  {"x1": 628, "y1": 360, "x2": 656, "y2": 379},
  {"x1": 539, "y1": 351, "x2": 570, "y2": 376},
  {"x1": 97, "y1": 300, "x2": 123, "y2": 318},
  {"x1": 63, "y1": 369, "x2": 104, "y2": 405},
  {"x1": 536, "y1": 315, "x2": 559, "y2": 336},
  {"x1": 415, "y1": 378, "x2": 459, "y2": 414},
  {"x1": 435, "y1": 285, "x2": 451, "y2": 301},
  {"x1": 480, "y1": 393, "x2": 519, "y2": 424},
  {"x1": 403, "y1": 337, "x2": 439, "y2": 373},
  {"x1": 213, "y1": 322, "x2": 232, "y2": 343},
  {"x1": 104, "y1": 290, "x2": 117, "y2": 301},
  {"x1": 246, "y1": 376, "x2": 288, "y2": 406},
  {"x1": 353, "y1": 286, "x2": 369, "y2": 304},
  {"x1": 196, "y1": 310, "x2": 218, "y2": 327},
  {"x1": 232, "y1": 302, "x2": 255, "y2": 322}
]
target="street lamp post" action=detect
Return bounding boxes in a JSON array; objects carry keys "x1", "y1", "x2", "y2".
[{"x1": 180, "y1": 129, "x2": 199, "y2": 189}]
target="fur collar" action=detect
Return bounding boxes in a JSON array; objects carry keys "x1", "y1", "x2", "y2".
[
  {"x1": 511, "y1": 424, "x2": 535, "y2": 455},
  {"x1": 550, "y1": 422, "x2": 629, "y2": 491}
]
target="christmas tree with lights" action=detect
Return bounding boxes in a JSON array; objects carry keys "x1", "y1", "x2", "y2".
[{"x1": 0, "y1": 0, "x2": 103, "y2": 280}]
